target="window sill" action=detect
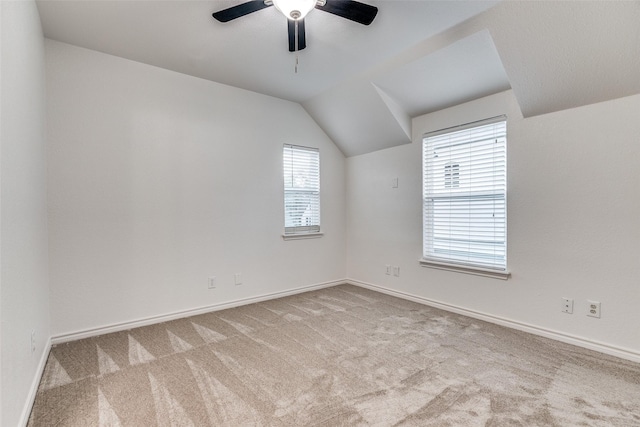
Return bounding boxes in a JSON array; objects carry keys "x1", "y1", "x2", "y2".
[
  {"x1": 419, "y1": 258, "x2": 510, "y2": 280},
  {"x1": 282, "y1": 232, "x2": 324, "y2": 241}
]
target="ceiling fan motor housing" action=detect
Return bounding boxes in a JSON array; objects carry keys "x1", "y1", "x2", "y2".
[{"x1": 272, "y1": 0, "x2": 318, "y2": 20}]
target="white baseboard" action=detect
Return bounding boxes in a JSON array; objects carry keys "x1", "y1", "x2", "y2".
[
  {"x1": 19, "y1": 337, "x2": 52, "y2": 427},
  {"x1": 51, "y1": 279, "x2": 345, "y2": 345},
  {"x1": 346, "y1": 278, "x2": 640, "y2": 364}
]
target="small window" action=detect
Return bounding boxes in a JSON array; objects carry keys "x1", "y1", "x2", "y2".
[
  {"x1": 422, "y1": 117, "x2": 507, "y2": 277},
  {"x1": 283, "y1": 144, "x2": 320, "y2": 236}
]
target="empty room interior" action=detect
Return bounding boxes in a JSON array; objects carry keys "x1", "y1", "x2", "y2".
[{"x1": 2, "y1": 0, "x2": 640, "y2": 425}]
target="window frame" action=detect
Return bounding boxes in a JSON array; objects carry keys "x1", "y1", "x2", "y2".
[
  {"x1": 282, "y1": 144, "x2": 322, "y2": 240},
  {"x1": 420, "y1": 116, "x2": 509, "y2": 279}
]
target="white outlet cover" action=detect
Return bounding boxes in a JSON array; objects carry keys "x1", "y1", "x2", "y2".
[
  {"x1": 587, "y1": 300, "x2": 601, "y2": 318},
  {"x1": 208, "y1": 277, "x2": 216, "y2": 289}
]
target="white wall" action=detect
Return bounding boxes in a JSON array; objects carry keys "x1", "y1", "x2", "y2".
[
  {"x1": 46, "y1": 40, "x2": 346, "y2": 337},
  {"x1": 1, "y1": 1, "x2": 51, "y2": 426},
  {"x1": 347, "y1": 90, "x2": 640, "y2": 359}
]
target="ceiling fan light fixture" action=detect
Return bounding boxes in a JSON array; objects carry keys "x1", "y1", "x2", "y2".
[{"x1": 272, "y1": 0, "x2": 317, "y2": 20}]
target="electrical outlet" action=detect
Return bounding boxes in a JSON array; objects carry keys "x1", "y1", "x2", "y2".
[
  {"x1": 234, "y1": 273, "x2": 242, "y2": 286},
  {"x1": 208, "y1": 276, "x2": 216, "y2": 289},
  {"x1": 561, "y1": 297, "x2": 574, "y2": 314},
  {"x1": 31, "y1": 330, "x2": 36, "y2": 353},
  {"x1": 587, "y1": 300, "x2": 601, "y2": 318},
  {"x1": 391, "y1": 177, "x2": 399, "y2": 188},
  {"x1": 385, "y1": 265, "x2": 391, "y2": 275},
  {"x1": 393, "y1": 266, "x2": 400, "y2": 277}
]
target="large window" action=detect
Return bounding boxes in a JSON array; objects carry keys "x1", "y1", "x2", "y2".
[
  {"x1": 422, "y1": 117, "x2": 507, "y2": 277},
  {"x1": 283, "y1": 144, "x2": 320, "y2": 236}
]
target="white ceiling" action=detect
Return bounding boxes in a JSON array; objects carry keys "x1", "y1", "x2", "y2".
[
  {"x1": 36, "y1": 0, "x2": 640, "y2": 157},
  {"x1": 36, "y1": 0, "x2": 498, "y2": 102}
]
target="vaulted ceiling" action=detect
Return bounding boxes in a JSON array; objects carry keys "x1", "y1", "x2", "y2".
[{"x1": 37, "y1": 0, "x2": 640, "y2": 157}]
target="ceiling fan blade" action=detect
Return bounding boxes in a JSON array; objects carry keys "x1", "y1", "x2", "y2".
[
  {"x1": 288, "y1": 19, "x2": 307, "y2": 52},
  {"x1": 288, "y1": 20, "x2": 295, "y2": 51},
  {"x1": 298, "y1": 19, "x2": 307, "y2": 50},
  {"x1": 315, "y1": 0, "x2": 378, "y2": 25},
  {"x1": 212, "y1": 1, "x2": 272, "y2": 23}
]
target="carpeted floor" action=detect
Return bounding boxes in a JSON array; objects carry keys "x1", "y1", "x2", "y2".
[{"x1": 28, "y1": 284, "x2": 640, "y2": 426}]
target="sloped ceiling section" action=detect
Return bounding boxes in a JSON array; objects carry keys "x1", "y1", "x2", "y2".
[
  {"x1": 302, "y1": 77, "x2": 412, "y2": 157},
  {"x1": 371, "y1": 83, "x2": 411, "y2": 140},
  {"x1": 304, "y1": 29, "x2": 511, "y2": 157},
  {"x1": 488, "y1": 1, "x2": 640, "y2": 118},
  {"x1": 372, "y1": 30, "x2": 510, "y2": 119},
  {"x1": 304, "y1": 1, "x2": 640, "y2": 157}
]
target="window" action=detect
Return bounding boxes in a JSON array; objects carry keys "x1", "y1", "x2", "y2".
[
  {"x1": 422, "y1": 117, "x2": 508, "y2": 278},
  {"x1": 283, "y1": 144, "x2": 321, "y2": 237}
]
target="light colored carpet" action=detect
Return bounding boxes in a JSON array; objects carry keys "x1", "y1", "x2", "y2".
[{"x1": 28, "y1": 284, "x2": 640, "y2": 426}]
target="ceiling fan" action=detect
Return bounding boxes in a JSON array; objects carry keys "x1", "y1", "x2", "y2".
[{"x1": 212, "y1": 0, "x2": 378, "y2": 52}]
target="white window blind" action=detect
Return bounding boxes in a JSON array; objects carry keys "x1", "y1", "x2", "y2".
[
  {"x1": 422, "y1": 117, "x2": 507, "y2": 271},
  {"x1": 283, "y1": 144, "x2": 320, "y2": 235}
]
